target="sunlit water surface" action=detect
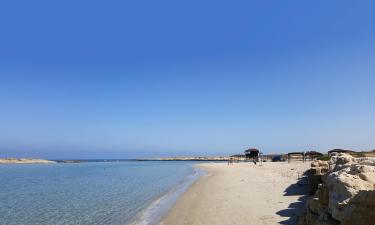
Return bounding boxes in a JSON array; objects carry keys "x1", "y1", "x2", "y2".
[{"x1": 0, "y1": 161, "x2": 201, "y2": 225}]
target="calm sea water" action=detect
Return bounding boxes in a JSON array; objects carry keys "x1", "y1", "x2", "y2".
[{"x1": 0, "y1": 161, "x2": 201, "y2": 225}]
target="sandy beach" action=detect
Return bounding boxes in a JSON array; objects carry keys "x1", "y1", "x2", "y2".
[{"x1": 161, "y1": 162, "x2": 310, "y2": 225}]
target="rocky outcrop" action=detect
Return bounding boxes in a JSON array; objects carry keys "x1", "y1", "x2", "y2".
[
  {"x1": 300, "y1": 153, "x2": 375, "y2": 225},
  {"x1": 309, "y1": 160, "x2": 329, "y2": 194}
]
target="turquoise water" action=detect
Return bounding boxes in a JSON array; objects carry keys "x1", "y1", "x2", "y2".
[{"x1": 0, "y1": 161, "x2": 201, "y2": 225}]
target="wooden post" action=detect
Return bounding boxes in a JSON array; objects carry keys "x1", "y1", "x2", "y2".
[{"x1": 303, "y1": 152, "x2": 305, "y2": 162}]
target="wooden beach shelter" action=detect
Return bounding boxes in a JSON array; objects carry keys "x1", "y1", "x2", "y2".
[
  {"x1": 245, "y1": 148, "x2": 259, "y2": 159},
  {"x1": 304, "y1": 151, "x2": 323, "y2": 161},
  {"x1": 244, "y1": 148, "x2": 262, "y2": 164},
  {"x1": 287, "y1": 152, "x2": 305, "y2": 163}
]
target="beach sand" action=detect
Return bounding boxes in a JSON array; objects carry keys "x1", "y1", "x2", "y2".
[{"x1": 161, "y1": 162, "x2": 310, "y2": 225}]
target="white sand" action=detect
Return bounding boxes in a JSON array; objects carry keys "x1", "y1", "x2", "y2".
[{"x1": 161, "y1": 162, "x2": 310, "y2": 225}]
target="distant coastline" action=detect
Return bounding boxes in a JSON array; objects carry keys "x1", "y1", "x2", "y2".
[
  {"x1": 0, "y1": 157, "x2": 231, "y2": 164},
  {"x1": 0, "y1": 158, "x2": 56, "y2": 164},
  {"x1": 135, "y1": 156, "x2": 230, "y2": 161}
]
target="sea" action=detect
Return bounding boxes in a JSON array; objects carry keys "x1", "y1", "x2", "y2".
[{"x1": 0, "y1": 161, "x2": 203, "y2": 225}]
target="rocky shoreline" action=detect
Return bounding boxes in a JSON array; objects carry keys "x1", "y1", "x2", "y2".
[{"x1": 300, "y1": 153, "x2": 375, "y2": 225}]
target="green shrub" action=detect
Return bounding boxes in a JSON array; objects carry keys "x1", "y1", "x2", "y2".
[{"x1": 317, "y1": 155, "x2": 330, "y2": 161}]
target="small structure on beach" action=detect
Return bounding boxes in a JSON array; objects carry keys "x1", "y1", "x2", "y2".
[
  {"x1": 245, "y1": 148, "x2": 260, "y2": 160},
  {"x1": 305, "y1": 151, "x2": 323, "y2": 161},
  {"x1": 287, "y1": 152, "x2": 305, "y2": 163},
  {"x1": 244, "y1": 148, "x2": 263, "y2": 164}
]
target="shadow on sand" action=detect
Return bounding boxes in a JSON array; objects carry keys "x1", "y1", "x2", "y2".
[{"x1": 276, "y1": 176, "x2": 310, "y2": 225}]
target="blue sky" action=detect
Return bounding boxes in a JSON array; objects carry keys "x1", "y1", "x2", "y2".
[{"x1": 1, "y1": 0, "x2": 375, "y2": 158}]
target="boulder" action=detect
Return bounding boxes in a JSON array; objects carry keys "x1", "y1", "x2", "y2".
[
  {"x1": 330, "y1": 153, "x2": 355, "y2": 166},
  {"x1": 341, "y1": 190, "x2": 375, "y2": 225},
  {"x1": 309, "y1": 174, "x2": 323, "y2": 195},
  {"x1": 301, "y1": 153, "x2": 375, "y2": 225},
  {"x1": 325, "y1": 160, "x2": 375, "y2": 222},
  {"x1": 309, "y1": 160, "x2": 330, "y2": 194}
]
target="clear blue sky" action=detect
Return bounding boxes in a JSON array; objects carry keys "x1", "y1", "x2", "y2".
[{"x1": 1, "y1": 0, "x2": 375, "y2": 158}]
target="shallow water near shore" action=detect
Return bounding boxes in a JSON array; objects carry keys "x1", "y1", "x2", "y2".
[{"x1": 0, "y1": 161, "x2": 201, "y2": 225}]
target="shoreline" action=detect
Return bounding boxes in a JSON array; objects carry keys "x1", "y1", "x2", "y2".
[
  {"x1": 160, "y1": 162, "x2": 310, "y2": 225},
  {"x1": 130, "y1": 164, "x2": 206, "y2": 225}
]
